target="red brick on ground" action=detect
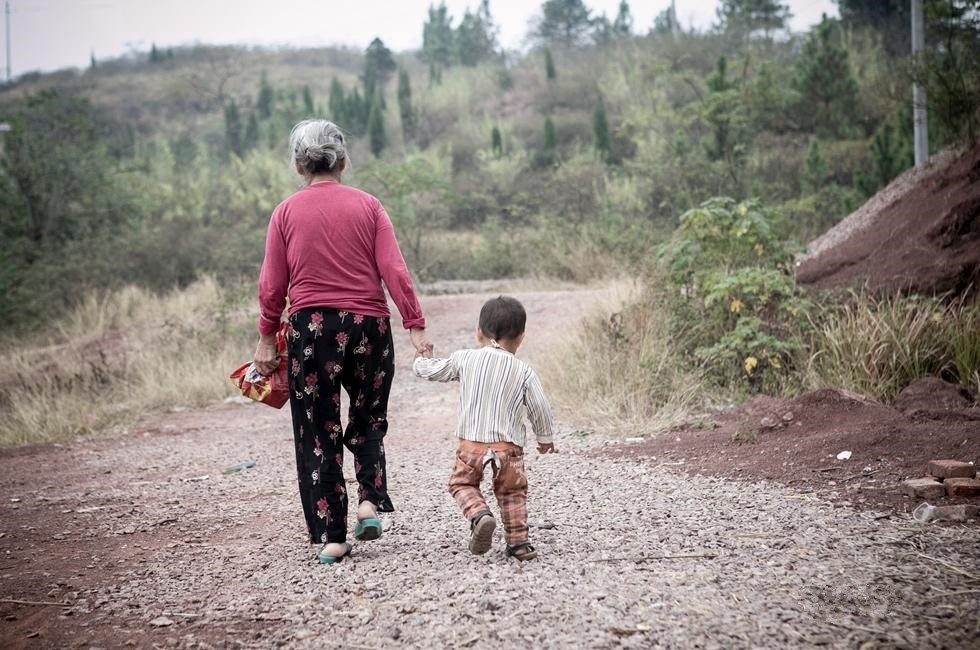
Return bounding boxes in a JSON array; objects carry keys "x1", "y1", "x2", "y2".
[
  {"x1": 945, "y1": 477, "x2": 980, "y2": 498},
  {"x1": 903, "y1": 478, "x2": 946, "y2": 499},
  {"x1": 927, "y1": 459, "x2": 976, "y2": 479}
]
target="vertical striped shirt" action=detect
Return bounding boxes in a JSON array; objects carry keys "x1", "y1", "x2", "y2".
[{"x1": 413, "y1": 347, "x2": 555, "y2": 448}]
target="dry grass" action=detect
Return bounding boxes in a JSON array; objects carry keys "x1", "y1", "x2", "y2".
[
  {"x1": 539, "y1": 280, "x2": 704, "y2": 437},
  {"x1": 802, "y1": 291, "x2": 980, "y2": 401},
  {"x1": 0, "y1": 278, "x2": 254, "y2": 447}
]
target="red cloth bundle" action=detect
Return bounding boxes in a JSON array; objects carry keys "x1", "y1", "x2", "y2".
[{"x1": 229, "y1": 324, "x2": 289, "y2": 409}]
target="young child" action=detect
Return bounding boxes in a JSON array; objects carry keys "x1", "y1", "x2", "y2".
[{"x1": 413, "y1": 295, "x2": 555, "y2": 561}]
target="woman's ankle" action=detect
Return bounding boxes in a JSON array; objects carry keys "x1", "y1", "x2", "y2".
[{"x1": 357, "y1": 500, "x2": 377, "y2": 520}]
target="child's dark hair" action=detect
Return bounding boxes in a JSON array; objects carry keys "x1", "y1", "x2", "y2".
[{"x1": 479, "y1": 296, "x2": 526, "y2": 341}]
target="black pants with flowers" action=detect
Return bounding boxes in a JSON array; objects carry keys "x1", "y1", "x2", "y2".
[{"x1": 286, "y1": 307, "x2": 395, "y2": 545}]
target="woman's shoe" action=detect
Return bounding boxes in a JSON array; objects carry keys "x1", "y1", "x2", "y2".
[
  {"x1": 469, "y1": 512, "x2": 496, "y2": 555},
  {"x1": 506, "y1": 542, "x2": 537, "y2": 561},
  {"x1": 353, "y1": 517, "x2": 383, "y2": 541},
  {"x1": 318, "y1": 542, "x2": 352, "y2": 564}
]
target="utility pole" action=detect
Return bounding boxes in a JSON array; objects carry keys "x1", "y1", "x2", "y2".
[
  {"x1": 4, "y1": 1, "x2": 10, "y2": 83},
  {"x1": 911, "y1": 0, "x2": 928, "y2": 166}
]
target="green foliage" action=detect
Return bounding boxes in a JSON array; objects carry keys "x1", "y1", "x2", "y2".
[
  {"x1": 397, "y1": 69, "x2": 417, "y2": 144},
  {"x1": 302, "y1": 85, "x2": 315, "y2": 114},
  {"x1": 490, "y1": 125, "x2": 503, "y2": 156},
  {"x1": 257, "y1": 72, "x2": 275, "y2": 118},
  {"x1": 802, "y1": 139, "x2": 828, "y2": 194},
  {"x1": 544, "y1": 48, "x2": 557, "y2": 80},
  {"x1": 717, "y1": 0, "x2": 791, "y2": 39},
  {"x1": 592, "y1": 95, "x2": 612, "y2": 163},
  {"x1": 533, "y1": 0, "x2": 593, "y2": 46},
  {"x1": 613, "y1": 1, "x2": 633, "y2": 36},
  {"x1": 543, "y1": 116, "x2": 557, "y2": 151},
  {"x1": 793, "y1": 16, "x2": 859, "y2": 137},
  {"x1": 223, "y1": 100, "x2": 243, "y2": 156},
  {"x1": 422, "y1": 2, "x2": 454, "y2": 83},
  {"x1": 912, "y1": 0, "x2": 980, "y2": 145},
  {"x1": 363, "y1": 37, "x2": 396, "y2": 99},
  {"x1": 660, "y1": 197, "x2": 810, "y2": 392},
  {"x1": 855, "y1": 107, "x2": 913, "y2": 195},
  {"x1": 243, "y1": 112, "x2": 260, "y2": 152},
  {"x1": 838, "y1": 0, "x2": 911, "y2": 58},
  {"x1": 328, "y1": 78, "x2": 346, "y2": 124},
  {"x1": 367, "y1": 92, "x2": 387, "y2": 156},
  {"x1": 455, "y1": 0, "x2": 498, "y2": 66}
]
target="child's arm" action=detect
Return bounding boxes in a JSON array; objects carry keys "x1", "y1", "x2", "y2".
[
  {"x1": 524, "y1": 371, "x2": 556, "y2": 453},
  {"x1": 413, "y1": 352, "x2": 461, "y2": 382}
]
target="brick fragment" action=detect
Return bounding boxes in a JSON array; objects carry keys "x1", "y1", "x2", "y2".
[
  {"x1": 902, "y1": 477, "x2": 945, "y2": 499},
  {"x1": 945, "y1": 477, "x2": 980, "y2": 498},
  {"x1": 935, "y1": 504, "x2": 980, "y2": 521},
  {"x1": 927, "y1": 459, "x2": 976, "y2": 479}
]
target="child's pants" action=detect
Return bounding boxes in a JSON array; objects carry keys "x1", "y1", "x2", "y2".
[{"x1": 448, "y1": 439, "x2": 529, "y2": 545}]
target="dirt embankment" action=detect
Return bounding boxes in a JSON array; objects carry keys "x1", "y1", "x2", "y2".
[
  {"x1": 796, "y1": 143, "x2": 980, "y2": 298},
  {"x1": 610, "y1": 379, "x2": 980, "y2": 512}
]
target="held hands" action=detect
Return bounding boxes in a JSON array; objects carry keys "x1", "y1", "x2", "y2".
[
  {"x1": 537, "y1": 443, "x2": 556, "y2": 454},
  {"x1": 410, "y1": 327, "x2": 434, "y2": 358},
  {"x1": 253, "y1": 334, "x2": 279, "y2": 375}
]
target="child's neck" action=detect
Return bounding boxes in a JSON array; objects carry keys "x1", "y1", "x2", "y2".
[{"x1": 486, "y1": 338, "x2": 520, "y2": 355}]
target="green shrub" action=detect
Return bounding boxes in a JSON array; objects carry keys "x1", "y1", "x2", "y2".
[{"x1": 660, "y1": 197, "x2": 811, "y2": 392}]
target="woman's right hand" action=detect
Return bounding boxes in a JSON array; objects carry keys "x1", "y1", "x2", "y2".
[
  {"x1": 253, "y1": 334, "x2": 279, "y2": 375},
  {"x1": 409, "y1": 327, "x2": 434, "y2": 358}
]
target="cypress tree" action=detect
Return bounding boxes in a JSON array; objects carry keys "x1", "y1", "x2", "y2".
[
  {"x1": 149, "y1": 43, "x2": 161, "y2": 63},
  {"x1": 544, "y1": 48, "x2": 557, "y2": 80},
  {"x1": 491, "y1": 126, "x2": 503, "y2": 156},
  {"x1": 543, "y1": 116, "x2": 557, "y2": 150},
  {"x1": 89, "y1": 52, "x2": 96, "y2": 70},
  {"x1": 802, "y1": 139, "x2": 828, "y2": 194},
  {"x1": 367, "y1": 93, "x2": 387, "y2": 156},
  {"x1": 593, "y1": 95, "x2": 612, "y2": 162},
  {"x1": 329, "y1": 78, "x2": 346, "y2": 125},
  {"x1": 224, "y1": 101, "x2": 243, "y2": 156},
  {"x1": 257, "y1": 72, "x2": 275, "y2": 119},
  {"x1": 243, "y1": 112, "x2": 261, "y2": 152},
  {"x1": 302, "y1": 85, "x2": 315, "y2": 115},
  {"x1": 397, "y1": 69, "x2": 416, "y2": 143}
]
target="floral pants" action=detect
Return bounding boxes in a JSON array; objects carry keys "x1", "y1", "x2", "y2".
[
  {"x1": 448, "y1": 440, "x2": 529, "y2": 545},
  {"x1": 286, "y1": 307, "x2": 395, "y2": 545}
]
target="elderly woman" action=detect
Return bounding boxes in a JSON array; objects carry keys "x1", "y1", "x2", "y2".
[{"x1": 254, "y1": 120, "x2": 432, "y2": 564}]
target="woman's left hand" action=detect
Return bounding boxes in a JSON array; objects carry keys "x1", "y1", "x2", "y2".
[{"x1": 253, "y1": 334, "x2": 279, "y2": 375}]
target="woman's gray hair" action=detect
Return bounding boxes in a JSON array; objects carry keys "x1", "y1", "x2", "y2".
[{"x1": 289, "y1": 119, "x2": 348, "y2": 176}]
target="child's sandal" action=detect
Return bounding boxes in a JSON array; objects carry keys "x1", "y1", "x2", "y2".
[
  {"x1": 469, "y1": 512, "x2": 496, "y2": 555},
  {"x1": 506, "y1": 542, "x2": 537, "y2": 561},
  {"x1": 318, "y1": 542, "x2": 352, "y2": 565}
]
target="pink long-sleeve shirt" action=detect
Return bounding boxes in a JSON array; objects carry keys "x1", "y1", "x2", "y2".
[{"x1": 257, "y1": 181, "x2": 425, "y2": 336}]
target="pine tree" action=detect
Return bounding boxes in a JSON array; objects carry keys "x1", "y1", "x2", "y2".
[
  {"x1": 243, "y1": 112, "x2": 261, "y2": 152},
  {"x1": 802, "y1": 138, "x2": 828, "y2": 194},
  {"x1": 302, "y1": 85, "x2": 315, "y2": 115},
  {"x1": 367, "y1": 93, "x2": 387, "y2": 156},
  {"x1": 455, "y1": 0, "x2": 499, "y2": 66},
  {"x1": 717, "y1": 0, "x2": 791, "y2": 39},
  {"x1": 593, "y1": 95, "x2": 612, "y2": 162},
  {"x1": 397, "y1": 69, "x2": 416, "y2": 144},
  {"x1": 612, "y1": 1, "x2": 634, "y2": 36},
  {"x1": 257, "y1": 73, "x2": 275, "y2": 119},
  {"x1": 544, "y1": 48, "x2": 557, "y2": 80},
  {"x1": 422, "y1": 3, "x2": 455, "y2": 83},
  {"x1": 543, "y1": 116, "x2": 557, "y2": 150},
  {"x1": 224, "y1": 101, "x2": 243, "y2": 157},
  {"x1": 491, "y1": 126, "x2": 503, "y2": 156},
  {"x1": 363, "y1": 37, "x2": 397, "y2": 100},
  {"x1": 89, "y1": 52, "x2": 96, "y2": 70},
  {"x1": 534, "y1": 0, "x2": 593, "y2": 46},
  {"x1": 329, "y1": 78, "x2": 346, "y2": 125},
  {"x1": 348, "y1": 87, "x2": 368, "y2": 135},
  {"x1": 793, "y1": 15, "x2": 859, "y2": 137},
  {"x1": 707, "y1": 56, "x2": 734, "y2": 93},
  {"x1": 149, "y1": 43, "x2": 162, "y2": 64}
]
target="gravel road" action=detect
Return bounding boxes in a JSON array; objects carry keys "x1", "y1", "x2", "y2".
[{"x1": 1, "y1": 289, "x2": 978, "y2": 649}]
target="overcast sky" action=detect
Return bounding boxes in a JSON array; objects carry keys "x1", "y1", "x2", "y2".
[{"x1": 4, "y1": 0, "x2": 838, "y2": 78}]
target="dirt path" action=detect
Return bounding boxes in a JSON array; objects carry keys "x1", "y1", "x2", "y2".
[{"x1": 1, "y1": 289, "x2": 978, "y2": 649}]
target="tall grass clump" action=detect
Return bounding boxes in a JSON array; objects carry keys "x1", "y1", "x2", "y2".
[
  {"x1": 804, "y1": 291, "x2": 980, "y2": 400},
  {"x1": 539, "y1": 282, "x2": 703, "y2": 437},
  {"x1": 0, "y1": 277, "x2": 254, "y2": 447}
]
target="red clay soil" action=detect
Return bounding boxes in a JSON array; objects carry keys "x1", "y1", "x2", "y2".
[
  {"x1": 606, "y1": 382, "x2": 980, "y2": 514},
  {"x1": 796, "y1": 142, "x2": 980, "y2": 298}
]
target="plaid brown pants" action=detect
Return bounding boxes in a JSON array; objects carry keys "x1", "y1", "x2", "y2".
[{"x1": 448, "y1": 440, "x2": 529, "y2": 545}]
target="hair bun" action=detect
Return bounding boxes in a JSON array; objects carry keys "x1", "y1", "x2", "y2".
[{"x1": 289, "y1": 120, "x2": 349, "y2": 176}]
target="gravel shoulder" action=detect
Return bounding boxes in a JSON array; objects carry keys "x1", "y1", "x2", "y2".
[{"x1": 1, "y1": 289, "x2": 979, "y2": 649}]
